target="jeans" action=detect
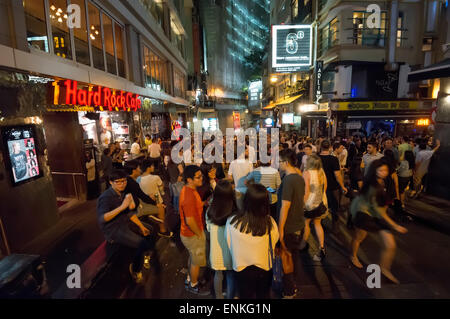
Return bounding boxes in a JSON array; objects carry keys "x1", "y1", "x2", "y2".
[
  {"x1": 214, "y1": 270, "x2": 236, "y2": 299},
  {"x1": 110, "y1": 221, "x2": 157, "y2": 272},
  {"x1": 234, "y1": 266, "x2": 272, "y2": 299}
]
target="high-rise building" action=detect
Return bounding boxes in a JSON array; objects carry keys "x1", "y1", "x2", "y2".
[{"x1": 198, "y1": 0, "x2": 270, "y2": 129}]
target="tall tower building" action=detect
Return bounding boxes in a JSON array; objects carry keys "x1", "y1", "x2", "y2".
[{"x1": 199, "y1": 0, "x2": 270, "y2": 129}]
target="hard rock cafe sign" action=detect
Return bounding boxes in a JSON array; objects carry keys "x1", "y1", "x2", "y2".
[{"x1": 48, "y1": 79, "x2": 142, "y2": 112}]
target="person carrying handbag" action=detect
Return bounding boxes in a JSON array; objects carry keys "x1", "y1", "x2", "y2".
[{"x1": 277, "y1": 149, "x2": 305, "y2": 299}]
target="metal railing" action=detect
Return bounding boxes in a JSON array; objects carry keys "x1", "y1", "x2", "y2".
[
  {"x1": 0, "y1": 216, "x2": 11, "y2": 256},
  {"x1": 51, "y1": 172, "x2": 86, "y2": 200}
]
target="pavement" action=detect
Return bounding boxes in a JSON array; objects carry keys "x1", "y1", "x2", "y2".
[{"x1": 5, "y1": 191, "x2": 450, "y2": 299}]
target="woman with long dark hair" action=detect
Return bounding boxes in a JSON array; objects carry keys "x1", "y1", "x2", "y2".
[
  {"x1": 350, "y1": 159, "x2": 408, "y2": 284},
  {"x1": 206, "y1": 180, "x2": 237, "y2": 299},
  {"x1": 225, "y1": 184, "x2": 279, "y2": 299},
  {"x1": 197, "y1": 163, "x2": 217, "y2": 202}
]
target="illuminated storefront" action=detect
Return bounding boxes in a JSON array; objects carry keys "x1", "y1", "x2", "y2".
[{"x1": 330, "y1": 100, "x2": 435, "y2": 137}]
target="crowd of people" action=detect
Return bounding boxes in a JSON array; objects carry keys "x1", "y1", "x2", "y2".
[{"x1": 94, "y1": 130, "x2": 440, "y2": 298}]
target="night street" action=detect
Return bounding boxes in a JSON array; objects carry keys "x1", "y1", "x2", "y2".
[
  {"x1": 1, "y1": 0, "x2": 450, "y2": 303},
  {"x1": 23, "y1": 196, "x2": 450, "y2": 299}
]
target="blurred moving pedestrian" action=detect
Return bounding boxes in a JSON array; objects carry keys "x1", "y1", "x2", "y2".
[{"x1": 349, "y1": 159, "x2": 408, "y2": 284}]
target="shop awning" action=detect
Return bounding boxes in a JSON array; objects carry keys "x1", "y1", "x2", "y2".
[
  {"x1": 408, "y1": 58, "x2": 450, "y2": 82},
  {"x1": 263, "y1": 94, "x2": 303, "y2": 110}
]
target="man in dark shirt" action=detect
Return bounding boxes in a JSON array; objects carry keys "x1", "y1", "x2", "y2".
[
  {"x1": 11, "y1": 142, "x2": 28, "y2": 181},
  {"x1": 277, "y1": 149, "x2": 305, "y2": 299},
  {"x1": 97, "y1": 169, "x2": 157, "y2": 284},
  {"x1": 319, "y1": 140, "x2": 347, "y2": 232}
]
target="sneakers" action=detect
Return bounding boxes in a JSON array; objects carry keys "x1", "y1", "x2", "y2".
[
  {"x1": 129, "y1": 264, "x2": 144, "y2": 284},
  {"x1": 147, "y1": 215, "x2": 164, "y2": 224},
  {"x1": 282, "y1": 288, "x2": 298, "y2": 299},
  {"x1": 184, "y1": 275, "x2": 191, "y2": 288},
  {"x1": 158, "y1": 230, "x2": 174, "y2": 238},
  {"x1": 186, "y1": 282, "x2": 211, "y2": 296},
  {"x1": 143, "y1": 253, "x2": 151, "y2": 270},
  {"x1": 313, "y1": 248, "x2": 326, "y2": 262}
]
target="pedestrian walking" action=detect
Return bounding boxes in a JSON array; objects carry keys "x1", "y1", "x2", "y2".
[
  {"x1": 300, "y1": 154, "x2": 328, "y2": 261},
  {"x1": 349, "y1": 159, "x2": 408, "y2": 284},
  {"x1": 277, "y1": 149, "x2": 305, "y2": 298}
]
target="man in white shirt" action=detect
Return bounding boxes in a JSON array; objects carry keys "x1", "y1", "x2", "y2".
[
  {"x1": 100, "y1": 129, "x2": 112, "y2": 149},
  {"x1": 148, "y1": 143, "x2": 161, "y2": 160},
  {"x1": 228, "y1": 147, "x2": 253, "y2": 210},
  {"x1": 361, "y1": 142, "x2": 384, "y2": 176},
  {"x1": 138, "y1": 160, "x2": 171, "y2": 237},
  {"x1": 300, "y1": 144, "x2": 313, "y2": 171},
  {"x1": 412, "y1": 140, "x2": 440, "y2": 196},
  {"x1": 130, "y1": 137, "x2": 141, "y2": 156}
]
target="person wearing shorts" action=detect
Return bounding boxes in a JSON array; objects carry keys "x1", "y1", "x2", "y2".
[
  {"x1": 179, "y1": 165, "x2": 209, "y2": 295},
  {"x1": 349, "y1": 160, "x2": 407, "y2": 284}
]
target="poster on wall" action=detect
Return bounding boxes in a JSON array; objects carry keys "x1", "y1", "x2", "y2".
[{"x1": 1, "y1": 125, "x2": 43, "y2": 186}]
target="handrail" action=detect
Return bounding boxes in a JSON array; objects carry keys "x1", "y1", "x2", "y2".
[
  {"x1": 51, "y1": 172, "x2": 86, "y2": 176},
  {"x1": 0, "y1": 217, "x2": 11, "y2": 256},
  {"x1": 51, "y1": 172, "x2": 86, "y2": 200}
]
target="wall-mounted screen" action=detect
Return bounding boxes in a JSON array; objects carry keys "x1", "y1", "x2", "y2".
[{"x1": 2, "y1": 125, "x2": 42, "y2": 186}]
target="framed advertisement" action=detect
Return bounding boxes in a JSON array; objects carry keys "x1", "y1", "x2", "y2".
[{"x1": 1, "y1": 125, "x2": 43, "y2": 186}]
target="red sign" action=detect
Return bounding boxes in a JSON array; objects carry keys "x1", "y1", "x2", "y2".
[
  {"x1": 50, "y1": 79, "x2": 142, "y2": 112},
  {"x1": 233, "y1": 112, "x2": 241, "y2": 130}
]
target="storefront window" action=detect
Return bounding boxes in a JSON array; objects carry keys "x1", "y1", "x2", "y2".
[
  {"x1": 115, "y1": 24, "x2": 125, "y2": 77},
  {"x1": 71, "y1": 0, "x2": 90, "y2": 66},
  {"x1": 23, "y1": 0, "x2": 49, "y2": 52},
  {"x1": 88, "y1": 3, "x2": 105, "y2": 71},
  {"x1": 49, "y1": 0, "x2": 72, "y2": 59},
  {"x1": 103, "y1": 14, "x2": 117, "y2": 75},
  {"x1": 152, "y1": 52, "x2": 159, "y2": 90},
  {"x1": 174, "y1": 68, "x2": 185, "y2": 98}
]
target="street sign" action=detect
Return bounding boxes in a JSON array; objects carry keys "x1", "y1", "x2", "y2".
[
  {"x1": 315, "y1": 60, "x2": 323, "y2": 103},
  {"x1": 272, "y1": 25, "x2": 312, "y2": 73}
]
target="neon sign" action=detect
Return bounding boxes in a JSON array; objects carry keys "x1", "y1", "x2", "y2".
[
  {"x1": 416, "y1": 118, "x2": 429, "y2": 126},
  {"x1": 50, "y1": 80, "x2": 142, "y2": 112}
]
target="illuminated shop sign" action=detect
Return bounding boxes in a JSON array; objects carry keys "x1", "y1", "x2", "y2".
[
  {"x1": 49, "y1": 80, "x2": 142, "y2": 112},
  {"x1": 272, "y1": 25, "x2": 312, "y2": 73},
  {"x1": 416, "y1": 118, "x2": 430, "y2": 126},
  {"x1": 335, "y1": 101, "x2": 419, "y2": 111}
]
